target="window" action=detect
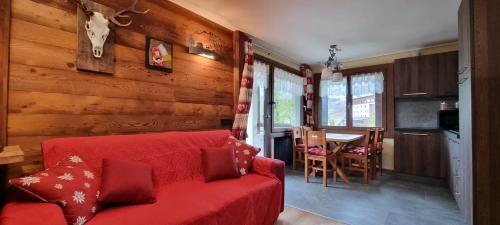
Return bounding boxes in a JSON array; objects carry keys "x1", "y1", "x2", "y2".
[
  {"x1": 320, "y1": 77, "x2": 347, "y2": 126},
  {"x1": 320, "y1": 72, "x2": 384, "y2": 128},
  {"x1": 273, "y1": 67, "x2": 303, "y2": 129}
]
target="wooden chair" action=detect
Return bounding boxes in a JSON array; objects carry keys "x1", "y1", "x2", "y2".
[
  {"x1": 340, "y1": 129, "x2": 376, "y2": 184},
  {"x1": 301, "y1": 126, "x2": 313, "y2": 137},
  {"x1": 304, "y1": 130, "x2": 337, "y2": 187},
  {"x1": 373, "y1": 128, "x2": 385, "y2": 176},
  {"x1": 292, "y1": 127, "x2": 305, "y2": 170}
]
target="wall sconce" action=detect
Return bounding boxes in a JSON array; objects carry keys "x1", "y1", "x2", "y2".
[
  {"x1": 188, "y1": 31, "x2": 222, "y2": 61},
  {"x1": 189, "y1": 42, "x2": 220, "y2": 60}
]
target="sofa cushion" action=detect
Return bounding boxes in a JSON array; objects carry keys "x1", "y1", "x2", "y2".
[
  {"x1": 223, "y1": 136, "x2": 261, "y2": 175},
  {"x1": 99, "y1": 159, "x2": 156, "y2": 205},
  {"x1": 201, "y1": 146, "x2": 240, "y2": 182},
  {"x1": 9, "y1": 155, "x2": 100, "y2": 225},
  {"x1": 42, "y1": 130, "x2": 231, "y2": 186},
  {"x1": 85, "y1": 174, "x2": 282, "y2": 225}
]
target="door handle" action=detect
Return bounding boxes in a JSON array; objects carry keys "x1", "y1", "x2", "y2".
[
  {"x1": 401, "y1": 133, "x2": 430, "y2": 136},
  {"x1": 403, "y1": 93, "x2": 428, "y2": 96}
]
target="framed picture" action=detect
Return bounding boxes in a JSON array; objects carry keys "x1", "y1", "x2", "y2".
[{"x1": 145, "y1": 36, "x2": 173, "y2": 73}]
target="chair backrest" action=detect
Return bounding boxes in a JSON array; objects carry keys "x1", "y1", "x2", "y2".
[
  {"x1": 362, "y1": 129, "x2": 377, "y2": 154},
  {"x1": 291, "y1": 127, "x2": 303, "y2": 146},
  {"x1": 375, "y1": 128, "x2": 385, "y2": 151},
  {"x1": 301, "y1": 126, "x2": 313, "y2": 138},
  {"x1": 304, "y1": 130, "x2": 327, "y2": 149}
]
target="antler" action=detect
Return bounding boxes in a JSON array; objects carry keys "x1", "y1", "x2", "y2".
[
  {"x1": 109, "y1": 0, "x2": 150, "y2": 27},
  {"x1": 69, "y1": 0, "x2": 94, "y2": 17}
]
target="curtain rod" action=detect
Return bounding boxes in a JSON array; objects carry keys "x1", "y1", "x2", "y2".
[{"x1": 251, "y1": 41, "x2": 301, "y2": 67}]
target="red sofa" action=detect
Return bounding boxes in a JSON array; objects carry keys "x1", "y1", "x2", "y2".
[{"x1": 0, "y1": 130, "x2": 285, "y2": 225}]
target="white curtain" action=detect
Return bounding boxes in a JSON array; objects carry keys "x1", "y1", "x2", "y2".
[
  {"x1": 351, "y1": 72, "x2": 384, "y2": 96},
  {"x1": 320, "y1": 77, "x2": 347, "y2": 98},
  {"x1": 320, "y1": 72, "x2": 384, "y2": 97},
  {"x1": 253, "y1": 60, "x2": 269, "y2": 89},
  {"x1": 274, "y1": 68, "x2": 303, "y2": 96}
]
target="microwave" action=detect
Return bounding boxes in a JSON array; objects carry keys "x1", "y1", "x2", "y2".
[{"x1": 439, "y1": 109, "x2": 459, "y2": 131}]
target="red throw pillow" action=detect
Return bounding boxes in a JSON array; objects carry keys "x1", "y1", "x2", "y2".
[
  {"x1": 9, "y1": 155, "x2": 100, "y2": 225},
  {"x1": 201, "y1": 146, "x2": 240, "y2": 182},
  {"x1": 98, "y1": 158, "x2": 155, "y2": 204},
  {"x1": 223, "y1": 136, "x2": 261, "y2": 175}
]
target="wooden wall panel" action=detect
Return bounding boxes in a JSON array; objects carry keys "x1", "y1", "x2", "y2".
[
  {"x1": 0, "y1": 0, "x2": 10, "y2": 147},
  {"x1": 7, "y1": 0, "x2": 234, "y2": 177},
  {"x1": 0, "y1": 0, "x2": 11, "y2": 204},
  {"x1": 472, "y1": 0, "x2": 500, "y2": 224}
]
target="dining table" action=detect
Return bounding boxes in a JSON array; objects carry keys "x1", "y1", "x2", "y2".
[{"x1": 325, "y1": 133, "x2": 365, "y2": 184}]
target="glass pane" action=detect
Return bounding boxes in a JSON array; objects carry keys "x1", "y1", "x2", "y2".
[
  {"x1": 247, "y1": 87, "x2": 266, "y2": 156},
  {"x1": 320, "y1": 78, "x2": 347, "y2": 126},
  {"x1": 351, "y1": 73, "x2": 383, "y2": 127},
  {"x1": 273, "y1": 68, "x2": 302, "y2": 129},
  {"x1": 273, "y1": 90, "x2": 301, "y2": 128}
]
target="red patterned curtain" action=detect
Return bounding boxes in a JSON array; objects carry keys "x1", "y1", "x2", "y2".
[
  {"x1": 301, "y1": 64, "x2": 314, "y2": 127},
  {"x1": 232, "y1": 39, "x2": 254, "y2": 140}
]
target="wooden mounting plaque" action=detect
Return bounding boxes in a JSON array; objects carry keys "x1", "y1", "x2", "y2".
[{"x1": 76, "y1": 1, "x2": 115, "y2": 74}]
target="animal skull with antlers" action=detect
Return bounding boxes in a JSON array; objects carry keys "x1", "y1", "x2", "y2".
[{"x1": 72, "y1": 0, "x2": 149, "y2": 58}]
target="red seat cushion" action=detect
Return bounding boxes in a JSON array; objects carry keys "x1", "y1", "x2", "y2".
[
  {"x1": 295, "y1": 144, "x2": 317, "y2": 148},
  {"x1": 342, "y1": 146, "x2": 376, "y2": 155},
  {"x1": 223, "y1": 136, "x2": 261, "y2": 176},
  {"x1": 9, "y1": 155, "x2": 100, "y2": 225},
  {"x1": 201, "y1": 146, "x2": 240, "y2": 182},
  {"x1": 307, "y1": 147, "x2": 333, "y2": 156},
  {"x1": 85, "y1": 174, "x2": 282, "y2": 225},
  {"x1": 98, "y1": 159, "x2": 156, "y2": 205}
]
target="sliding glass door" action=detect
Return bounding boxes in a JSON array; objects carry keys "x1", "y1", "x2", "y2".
[{"x1": 247, "y1": 60, "x2": 270, "y2": 156}]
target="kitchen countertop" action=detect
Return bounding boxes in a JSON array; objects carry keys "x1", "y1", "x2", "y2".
[{"x1": 394, "y1": 127, "x2": 442, "y2": 133}]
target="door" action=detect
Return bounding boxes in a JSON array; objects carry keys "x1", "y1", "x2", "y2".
[
  {"x1": 394, "y1": 56, "x2": 419, "y2": 97},
  {"x1": 395, "y1": 131, "x2": 444, "y2": 177},
  {"x1": 437, "y1": 52, "x2": 459, "y2": 97},
  {"x1": 418, "y1": 54, "x2": 439, "y2": 97},
  {"x1": 246, "y1": 60, "x2": 271, "y2": 157},
  {"x1": 458, "y1": 70, "x2": 473, "y2": 221}
]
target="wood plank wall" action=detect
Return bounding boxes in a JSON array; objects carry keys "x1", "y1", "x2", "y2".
[
  {"x1": 0, "y1": 0, "x2": 10, "y2": 146},
  {"x1": 6, "y1": 0, "x2": 235, "y2": 178},
  {"x1": 472, "y1": 0, "x2": 500, "y2": 224}
]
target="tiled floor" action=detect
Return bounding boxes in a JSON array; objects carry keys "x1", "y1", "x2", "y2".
[{"x1": 284, "y1": 168, "x2": 467, "y2": 225}]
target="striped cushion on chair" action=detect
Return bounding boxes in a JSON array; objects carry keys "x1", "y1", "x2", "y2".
[
  {"x1": 341, "y1": 146, "x2": 377, "y2": 155},
  {"x1": 307, "y1": 147, "x2": 333, "y2": 156}
]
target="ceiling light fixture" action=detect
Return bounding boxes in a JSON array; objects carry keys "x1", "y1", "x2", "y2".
[{"x1": 321, "y1": 44, "x2": 343, "y2": 81}]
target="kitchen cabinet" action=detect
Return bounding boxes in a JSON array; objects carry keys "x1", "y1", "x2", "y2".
[
  {"x1": 443, "y1": 131, "x2": 466, "y2": 216},
  {"x1": 394, "y1": 52, "x2": 458, "y2": 98},
  {"x1": 457, "y1": 0, "x2": 473, "y2": 222},
  {"x1": 394, "y1": 131, "x2": 446, "y2": 178},
  {"x1": 458, "y1": 0, "x2": 471, "y2": 72},
  {"x1": 394, "y1": 56, "x2": 422, "y2": 97},
  {"x1": 437, "y1": 52, "x2": 459, "y2": 96}
]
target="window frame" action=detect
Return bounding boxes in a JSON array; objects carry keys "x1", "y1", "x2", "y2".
[
  {"x1": 319, "y1": 65, "x2": 389, "y2": 131},
  {"x1": 254, "y1": 54, "x2": 303, "y2": 133}
]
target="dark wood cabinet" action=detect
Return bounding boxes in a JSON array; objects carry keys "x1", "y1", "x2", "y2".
[
  {"x1": 394, "y1": 52, "x2": 458, "y2": 98},
  {"x1": 395, "y1": 131, "x2": 446, "y2": 178},
  {"x1": 437, "y1": 52, "x2": 459, "y2": 96},
  {"x1": 417, "y1": 54, "x2": 439, "y2": 96},
  {"x1": 458, "y1": 0, "x2": 471, "y2": 71},
  {"x1": 394, "y1": 56, "x2": 422, "y2": 97}
]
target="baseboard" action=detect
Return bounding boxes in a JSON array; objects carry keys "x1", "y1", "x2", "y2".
[{"x1": 394, "y1": 172, "x2": 448, "y2": 187}]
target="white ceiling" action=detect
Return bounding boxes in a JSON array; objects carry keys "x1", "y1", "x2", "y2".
[{"x1": 170, "y1": 0, "x2": 460, "y2": 66}]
